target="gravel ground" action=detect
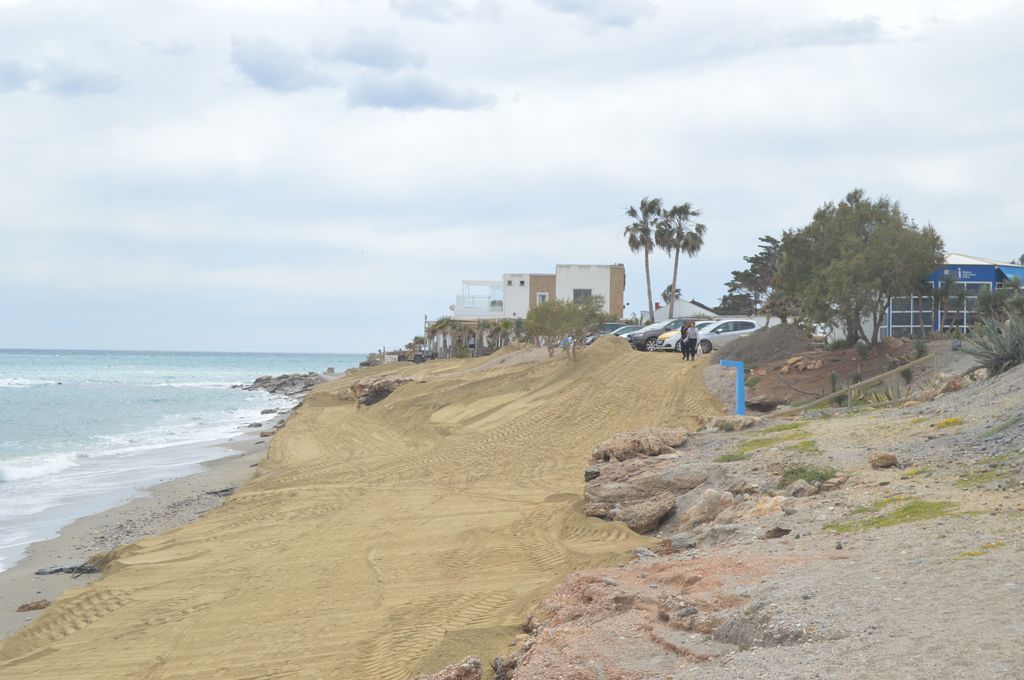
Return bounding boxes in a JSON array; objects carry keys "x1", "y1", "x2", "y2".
[{"x1": 507, "y1": 348, "x2": 1024, "y2": 679}]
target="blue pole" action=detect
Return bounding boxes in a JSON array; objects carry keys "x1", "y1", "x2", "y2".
[{"x1": 719, "y1": 360, "x2": 745, "y2": 416}]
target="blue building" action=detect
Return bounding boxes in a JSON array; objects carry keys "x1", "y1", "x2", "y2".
[{"x1": 887, "y1": 254, "x2": 1024, "y2": 337}]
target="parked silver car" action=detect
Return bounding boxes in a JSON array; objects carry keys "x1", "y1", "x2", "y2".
[{"x1": 697, "y1": 319, "x2": 762, "y2": 354}]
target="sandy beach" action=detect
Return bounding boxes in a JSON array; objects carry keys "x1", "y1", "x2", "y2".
[
  {"x1": 0, "y1": 435, "x2": 272, "y2": 639},
  {"x1": 0, "y1": 340, "x2": 719, "y2": 678}
]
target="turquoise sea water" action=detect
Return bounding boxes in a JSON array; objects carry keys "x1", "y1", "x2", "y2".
[{"x1": 0, "y1": 349, "x2": 363, "y2": 570}]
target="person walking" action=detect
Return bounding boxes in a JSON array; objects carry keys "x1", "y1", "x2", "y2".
[{"x1": 684, "y1": 321, "x2": 700, "y2": 361}]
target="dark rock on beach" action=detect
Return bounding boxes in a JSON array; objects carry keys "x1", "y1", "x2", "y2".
[
  {"x1": 35, "y1": 564, "x2": 101, "y2": 576},
  {"x1": 244, "y1": 373, "x2": 326, "y2": 398}
]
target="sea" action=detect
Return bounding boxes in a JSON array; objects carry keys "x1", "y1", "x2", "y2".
[{"x1": 0, "y1": 348, "x2": 364, "y2": 571}]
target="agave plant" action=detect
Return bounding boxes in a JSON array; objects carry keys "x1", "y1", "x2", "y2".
[{"x1": 963, "y1": 311, "x2": 1024, "y2": 375}]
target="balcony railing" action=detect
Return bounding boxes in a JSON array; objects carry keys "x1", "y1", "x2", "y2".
[{"x1": 455, "y1": 295, "x2": 503, "y2": 312}]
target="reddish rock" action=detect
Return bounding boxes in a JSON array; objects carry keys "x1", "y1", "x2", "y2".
[
  {"x1": 869, "y1": 452, "x2": 899, "y2": 469},
  {"x1": 16, "y1": 599, "x2": 51, "y2": 612},
  {"x1": 591, "y1": 428, "x2": 689, "y2": 463}
]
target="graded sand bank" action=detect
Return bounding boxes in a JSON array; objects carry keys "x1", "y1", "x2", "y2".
[{"x1": 0, "y1": 340, "x2": 721, "y2": 679}]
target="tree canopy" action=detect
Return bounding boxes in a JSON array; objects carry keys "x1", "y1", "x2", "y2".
[
  {"x1": 624, "y1": 197, "x2": 663, "y2": 324},
  {"x1": 655, "y1": 202, "x2": 706, "y2": 318},
  {"x1": 524, "y1": 296, "x2": 611, "y2": 359},
  {"x1": 773, "y1": 189, "x2": 945, "y2": 344}
]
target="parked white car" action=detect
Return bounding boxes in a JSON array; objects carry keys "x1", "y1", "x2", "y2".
[{"x1": 697, "y1": 319, "x2": 762, "y2": 354}]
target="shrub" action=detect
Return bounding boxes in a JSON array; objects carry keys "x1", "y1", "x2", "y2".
[
  {"x1": 715, "y1": 451, "x2": 749, "y2": 462},
  {"x1": 963, "y1": 311, "x2": 1024, "y2": 375},
  {"x1": 855, "y1": 341, "x2": 870, "y2": 361},
  {"x1": 913, "y1": 338, "x2": 928, "y2": 359},
  {"x1": 780, "y1": 463, "x2": 837, "y2": 487}
]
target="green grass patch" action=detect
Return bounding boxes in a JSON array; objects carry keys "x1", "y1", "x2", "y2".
[
  {"x1": 780, "y1": 464, "x2": 837, "y2": 487},
  {"x1": 715, "y1": 451, "x2": 751, "y2": 463},
  {"x1": 956, "y1": 468, "x2": 1015, "y2": 488},
  {"x1": 983, "y1": 414, "x2": 1024, "y2": 438},
  {"x1": 956, "y1": 541, "x2": 1006, "y2": 559},
  {"x1": 825, "y1": 499, "x2": 957, "y2": 533},
  {"x1": 851, "y1": 496, "x2": 908, "y2": 514},
  {"x1": 738, "y1": 431, "x2": 808, "y2": 453},
  {"x1": 937, "y1": 417, "x2": 963, "y2": 429},
  {"x1": 744, "y1": 375, "x2": 761, "y2": 388},
  {"x1": 901, "y1": 466, "x2": 931, "y2": 478},
  {"x1": 788, "y1": 440, "x2": 821, "y2": 455},
  {"x1": 909, "y1": 417, "x2": 927, "y2": 425},
  {"x1": 754, "y1": 422, "x2": 804, "y2": 434}
]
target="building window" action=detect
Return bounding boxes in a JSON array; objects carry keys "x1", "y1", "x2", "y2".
[
  {"x1": 537, "y1": 292, "x2": 549, "y2": 304},
  {"x1": 519, "y1": 280, "x2": 526, "y2": 286},
  {"x1": 506, "y1": 280, "x2": 512, "y2": 286},
  {"x1": 573, "y1": 288, "x2": 592, "y2": 303}
]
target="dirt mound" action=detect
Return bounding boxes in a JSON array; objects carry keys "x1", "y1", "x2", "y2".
[{"x1": 720, "y1": 324, "x2": 813, "y2": 368}]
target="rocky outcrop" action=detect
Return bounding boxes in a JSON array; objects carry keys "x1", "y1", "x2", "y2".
[
  {"x1": 244, "y1": 373, "x2": 326, "y2": 397},
  {"x1": 583, "y1": 457, "x2": 708, "y2": 533},
  {"x1": 591, "y1": 428, "x2": 689, "y2": 463},
  {"x1": 350, "y1": 376, "x2": 415, "y2": 407},
  {"x1": 413, "y1": 656, "x2": 482, "y2": 680}
]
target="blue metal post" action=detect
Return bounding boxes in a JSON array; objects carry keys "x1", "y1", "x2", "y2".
[{"x1": 719, "y1": 360, "x2": 745, "y2": 416}]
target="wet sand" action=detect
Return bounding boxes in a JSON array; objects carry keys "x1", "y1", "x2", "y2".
[
  {"x1": 0, "y1": 340, "x2": 720, "y2": 679},
  {"x1": 0, "y1": 437, "x2": 270, "y2": 639}
]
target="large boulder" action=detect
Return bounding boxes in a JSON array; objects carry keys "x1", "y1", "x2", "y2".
[
  {"x1": 677, "y1": 489, "x2": 736, "y2": 529},
  {"x1": 583, "y1": 458, "x2": 707, "y2": 533},
  {"x1": 591, "y1": 427, "x2": 689, "y2": 463},
  {"x1": 611, "y1": 492, "x2": 677, "y2": 534}
]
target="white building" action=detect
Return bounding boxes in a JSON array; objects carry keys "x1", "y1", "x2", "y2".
[
  {"x1": 554, "y1": 264, "x2": 625, "y2": 317},
  {"x1": 449, "y1": 265, "x2": 624, "y2": 321}
]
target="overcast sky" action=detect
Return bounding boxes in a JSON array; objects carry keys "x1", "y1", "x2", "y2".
[{"x1": 1, "y1": 0, "x2": 1021, "y2": 353}]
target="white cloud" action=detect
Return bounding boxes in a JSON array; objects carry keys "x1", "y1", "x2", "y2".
[
  {"x1": 312, "y1": 31, "x2": 426, "y2": 71},
  {"x1": 0, "y1": 0, "x2": 1022, "y2": 351},
  {"x1": 534, "y1": 0, "x2": 654, "y2": 28},
  {"x1": 347, "y1": 73, "x2": 495, "y2": 109},
  {"x1": 230, "y1": 37, "x2": 332, "y2": 91}
]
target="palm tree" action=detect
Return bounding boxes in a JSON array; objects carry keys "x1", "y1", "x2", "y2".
[
  {"x1": 624, "y1": 197, "x2": 663, "y2": 323},
  {"x1": 427, "y1": 316, "x2": 453, "y2": 357},
  {"x1": 655, "y1": 203, "x2": 706, "y2": 318},
  {"x1": 496, "y1": 319, "x2": 514, "y2": 348}
]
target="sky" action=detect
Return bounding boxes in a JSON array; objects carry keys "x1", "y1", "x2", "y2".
[{"x1": 1, "y1": 0, "x2": 1022, "y2": 353}]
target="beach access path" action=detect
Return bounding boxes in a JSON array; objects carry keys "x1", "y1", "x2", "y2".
[{"x1": 0, "y1": 340, "x2": 720, "y2": 679}]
